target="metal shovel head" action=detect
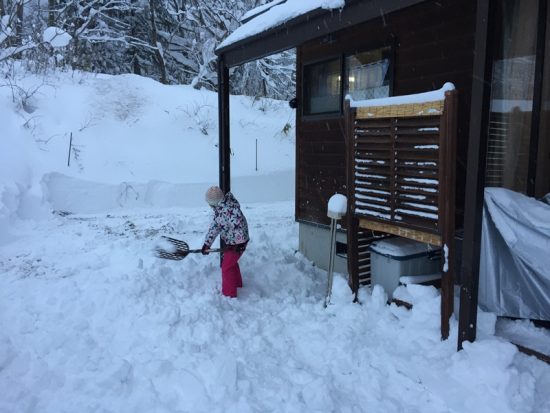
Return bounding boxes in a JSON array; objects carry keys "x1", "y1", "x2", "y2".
[{"x1": 154, "y1": 236, "x2": 190, "y2": 261}]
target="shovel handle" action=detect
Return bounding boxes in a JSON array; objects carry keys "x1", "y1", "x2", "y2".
[{"x1": 188, "y1": 248, "x2": 222, "y2": 253}]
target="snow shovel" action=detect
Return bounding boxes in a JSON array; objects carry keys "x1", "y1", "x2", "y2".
[{"x1": 154, "y1": 236, "x2": 221, "y2": 261}]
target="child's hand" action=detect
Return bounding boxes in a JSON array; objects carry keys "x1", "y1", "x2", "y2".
[{"x1": 201, "y1": 244, "x2": 210, "y2": 255}]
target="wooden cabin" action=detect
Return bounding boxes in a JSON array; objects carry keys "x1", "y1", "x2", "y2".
[{"x1": 215, "y1": 0, "x2": 550, "y2": 353}]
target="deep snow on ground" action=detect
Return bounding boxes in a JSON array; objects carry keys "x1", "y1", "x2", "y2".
[
  {"x1": 1, "y1": 68, "x2": 550, "y2": 412},
  {"x1": 2, "y1": 203, "x2": 550, "y2": 413}
]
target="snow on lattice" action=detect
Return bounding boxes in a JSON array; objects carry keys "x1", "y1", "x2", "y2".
[
  {"x1": 357, "y1": 187, "x2": 391, "y2": 195},
  {"x1": 357, "y1": 202, "x2": 391, "y2": 211},
  {"x1": 356, "y1": 208, "x2": 391, "y2": 219},
  {"x1": 401, "y1": 185, "x2": 438, "y2": 193},
  {"x1": 401, "y1": 194, "x2": 427, "y2": 200},
  {"x1": 355, "y1": 172, "x2": 387, "y2": 179},
  {"x1": 356, "y1": 159, "x2": 387, "y2": 165},
  {"x1": 403, "y1": 177, "x2": 438, "y2": 185},
  {"x1": 395, "y1": 209, "x2": 438, "y2": 220},
  {"x1": 402, "y1": 202, "x2": 438, "y2": 212},
  {"x1": 356, "y1": 193, "x2": 386, "y2": 203},
  {"x1": 349, "y1": 82, "x2": 455, "y2": 108}
]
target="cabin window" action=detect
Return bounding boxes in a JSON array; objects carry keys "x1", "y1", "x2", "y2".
[
  {"x1": 485, "y1": 0, "x2": 550, "y2": 197},
  {"x1": 486, "y1": 0, "x2": 538, "y2": 194},
  {"x1": 303, "y1": 58, "x2": 341, "y2": 115},
  {"x1": 344, "y1": 47, "x2": 391, "y2": 101}
]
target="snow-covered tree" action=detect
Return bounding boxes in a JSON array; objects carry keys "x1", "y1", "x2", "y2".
[{"x1": 0, "y1": 0, "x2": 296, "y2": 100}]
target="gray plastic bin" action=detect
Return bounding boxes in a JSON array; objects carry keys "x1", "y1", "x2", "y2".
[{"x1": 369, "y1": 237, "x2": 441, "y2": 299}]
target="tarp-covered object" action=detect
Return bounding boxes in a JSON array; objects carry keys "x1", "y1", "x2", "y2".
[{"x1": 479, "y1": 188, "x2": 550, "y2": 320}]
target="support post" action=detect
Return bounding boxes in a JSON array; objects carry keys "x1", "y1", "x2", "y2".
[
  {"x1": 527, "y1": 0, "x2": 548, "y2": 196},
  {"x1": 458, "y1": 0, "x2": 494, "y2": 350},
  {"x1": 217, "y1": 58, "x2": 230, "y2": 194},
  {"x1": 344, "y1": 99, "x2": 359, "y2": 298},
  {"x1": 217, "y1": 57, "x2": 230, "y2": 262},
  {"x1": 325, "y1": 194, "x2": 347, "y2": 307},
  {"x1": 440, "y1": 90, "x2": 458, "y2": 340}
]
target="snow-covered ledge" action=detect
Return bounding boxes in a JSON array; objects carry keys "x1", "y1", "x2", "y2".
[{"x1": 348, "y1": 82, "x2": 456, "y2": 108}]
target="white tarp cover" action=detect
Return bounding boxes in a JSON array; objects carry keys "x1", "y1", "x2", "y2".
[{"x1": 479, "y1": 187, "x2": 550, "y2": 320}]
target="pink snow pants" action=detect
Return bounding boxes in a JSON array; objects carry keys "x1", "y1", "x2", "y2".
[{"x1": 221, "y1": 249, "x2": 244, "y2": 298}]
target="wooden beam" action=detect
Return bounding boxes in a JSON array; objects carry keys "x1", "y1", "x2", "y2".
[
  {"x1": 514, "y1": 343, "x2": 550, "y2": 365},
  {"x1": 358, "y1": 219, "x2": 442, "y2": 246},
  {"x1": 217, "y1": 59, "x2": 230, "y2": 193},
  {"x1": 355, "y1": 100, "x2": 444, "y2": 119},
  {"x1": 458, "y1": 0, "x2": 494, "y2": 351}
]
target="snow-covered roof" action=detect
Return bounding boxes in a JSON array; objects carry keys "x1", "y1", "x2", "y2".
[
  {"x1": 218, "y1": 0, "x2": 345, "y2": 51},
  {"x1": 240, "y1": 0, "x2": 288, "y2": 23}
]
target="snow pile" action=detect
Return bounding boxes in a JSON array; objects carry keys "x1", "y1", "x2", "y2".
[{"x1": 0, "y1": 69, "x2": 295, "y2": 241}]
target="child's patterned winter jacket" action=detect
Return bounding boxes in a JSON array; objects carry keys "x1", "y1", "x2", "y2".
[{"x1": 204, "y1": 192, "x2": 249, "y2": 248}]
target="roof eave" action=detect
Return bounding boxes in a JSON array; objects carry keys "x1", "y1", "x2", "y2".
[{"x1": 216, "y1": 0, "x2": 428, "y2": 67}]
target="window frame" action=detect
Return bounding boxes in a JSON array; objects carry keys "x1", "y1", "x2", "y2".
[
  {"x1": 343, "y1": 45, "x2": 394, "y2": 103},
  {"x1": 302, "y1": 55, "x2": 344, "y2": 118},
  {"x1": 301, "y1": 41, "x2": 395, "y2": 120}
]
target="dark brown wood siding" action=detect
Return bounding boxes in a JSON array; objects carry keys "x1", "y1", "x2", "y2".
[{"x1": 296, "y1": 0, "x2": 476, "y2": 226}]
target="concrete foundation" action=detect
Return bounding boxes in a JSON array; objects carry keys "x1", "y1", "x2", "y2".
[{"x1": 298, "y1": 222, "x2": 348, "y2": 274}]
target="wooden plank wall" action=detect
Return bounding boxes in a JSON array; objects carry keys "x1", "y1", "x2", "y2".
[{"x1": 296, "y1": 0, "x2": 476, "y2": 227}]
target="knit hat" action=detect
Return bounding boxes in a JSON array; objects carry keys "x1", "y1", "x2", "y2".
[{"x1": 205, "y1": 186, "x2": 224, "y2": 206}]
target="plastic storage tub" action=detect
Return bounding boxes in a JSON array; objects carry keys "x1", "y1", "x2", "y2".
[{"x1": 369, "y1": 237, "x2": 441, "y2": 299}]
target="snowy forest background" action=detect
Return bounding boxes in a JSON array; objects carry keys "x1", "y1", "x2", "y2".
[{"x1": 0, "y1": 0, "x2": 295, "y2": 99}]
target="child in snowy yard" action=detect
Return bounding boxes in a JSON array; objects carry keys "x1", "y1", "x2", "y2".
[{"x1": 202, "y1": 186, "x2": 249, "y2": 298}]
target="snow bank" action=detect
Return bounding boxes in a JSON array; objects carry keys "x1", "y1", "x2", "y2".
[
  {"x1": 0, "y1": 69, "x2": 295, "y2": 234},
  {"x1": 42, "y1": 171, "x2": 294, "y2": 213}
]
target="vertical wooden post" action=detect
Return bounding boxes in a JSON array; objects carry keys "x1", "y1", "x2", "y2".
[
  {"x1": 344, "y1": 99, "x2": 359, "y2": 297},
  {"x1": 217, "y1": 57, "x2": 230, "y2": 263},
  {"x1": 527, "y1": 0, "x2": 548, "y2": 196},
  {"x1": 440, "y1": 90, "x2": 458, "y2": 340},
  {"x1": 458, "y1": 0, "x2": 494, "y2": 350},
  {"x1": 217, "y1": 58, "x2": 230, "y2": 194}
]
